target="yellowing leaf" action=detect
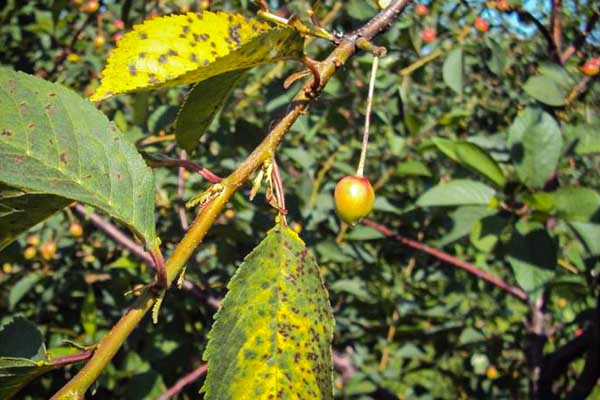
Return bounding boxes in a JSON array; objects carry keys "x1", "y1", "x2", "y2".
[
  {"x1": 92, "y1": 12, "x2": 304, "y2": 101},
  {"x1": 202, "y1": 225, "x2": 334, "y2": 400}
]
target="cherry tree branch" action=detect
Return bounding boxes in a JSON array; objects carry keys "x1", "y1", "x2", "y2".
[
  {"x1": 51, "y1": 2, "x2": 415, "y2": 398},
  {"x1": 561, "y1": 8, "x2": 600, "y2": 64},
  {"x1": 550, "y1": 0, "x2": 563, "y2": 55},
  {"x1": 157, "y1": 364, "x2": 208, "y2": 400},
  {"x1": 361, "y1": 219, "x2": 530, "y2": 302}
]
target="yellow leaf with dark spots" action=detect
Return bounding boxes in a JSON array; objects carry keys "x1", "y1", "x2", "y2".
[
  {"x1": 202, "y1": 225, "x2": 334, "y2": 400},
  {"x1": 91, "y1": 12, "x2": 304, "y2": 101}
]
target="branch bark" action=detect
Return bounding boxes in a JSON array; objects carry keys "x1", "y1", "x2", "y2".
[
  {"x1": 560, "y1": 8, "x2": 599, "y2": 64},
  {"x1": 550, "y1": 0, "x2": 563, "y2": 56},
  {"x1": 51, "y1": 2, "x2": 414, "y2": 398},
  {"x1": 361, "y1": 219, "x2": 530, "y2": 302}
]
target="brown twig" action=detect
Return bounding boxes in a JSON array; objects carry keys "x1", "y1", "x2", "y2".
[
  {"x1": 511, "y1": 7, "x2": 560, "y2": 63},
  {"x1": 157, "y1": 364, "x2": 208, "y2": 400},
  {"x1": 565, "y1": 75, "x2": 594, "y2": 105},
  {"x1": 143, "y1": 153, "x2": 223, "y2": 184},
  {"x1": 550, "y1": 0, "x2": 563, "y2": 56},
  {"x1": 72, "y1": 204, "x2": 155, "y2": 267},
  {"x1": 361, "y1": 219, "x2": 530, "y2": 302},
  {"x1": 560, "y1": 9, "x2": 599, "y2": 64},
  {"x1": 50, "y1": 350, "x2": 94, "y2": 368}
]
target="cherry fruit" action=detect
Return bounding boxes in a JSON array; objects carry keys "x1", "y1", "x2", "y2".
[
  {"x1": 334, "y1": 175, "x2": 375, "y2": 225},
  {"x1": 581, "y1": 57, "x2": 600, "y2": 76},
  {"x1": 474, "y1": 17, "x2": 490, "y2": 32},
  {"x1": 421, "y1": 28, "x2": 436, "y2": 43},
  {"x1": 415, "y1": 4, "x2": 429, "y2": 17}
]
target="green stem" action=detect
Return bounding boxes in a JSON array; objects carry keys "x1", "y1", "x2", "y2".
[{"x1": 50, "y1": 1, "x2": 414, "y2": 398}]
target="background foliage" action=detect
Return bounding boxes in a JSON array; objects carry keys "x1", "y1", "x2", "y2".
[{"x1": 1, "y1": 0, "x2": 599, "y2": 398}]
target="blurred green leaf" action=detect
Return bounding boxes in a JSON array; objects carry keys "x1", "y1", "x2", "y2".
[
  {"x1": 508, "y1": 107, "x2": 563, "y2": 189},
  {"x1": 431, "y1": 138, "x2": 506, "y2": 187},
  {"x1": 507, "y1": 221, "x2": 556, "y2": 297},
  {"x1": 443, "y1": 48, "x2": 463, "y2": 95},
  {"x1": 417, "y1": 179, "x2": 496, "y2": 207}
]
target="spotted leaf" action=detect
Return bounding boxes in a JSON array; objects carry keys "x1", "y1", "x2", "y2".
[
  {"x1": 91, "y1": 12, "x2": 304, "y2": 101},
  {"x1": 202, "y1": 225, "x2": 334, "y2": 400},
  {"x1": 0, "y1": 69, "x2": 157, "y2": 248}
]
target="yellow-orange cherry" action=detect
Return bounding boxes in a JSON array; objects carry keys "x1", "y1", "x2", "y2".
[{"x1": 334, "y1": 175, "x2": 375, "y2": 225}]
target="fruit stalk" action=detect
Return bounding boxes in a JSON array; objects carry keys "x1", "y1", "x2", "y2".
[{"x1": 356, "y1": 55, "x2": 379, "y2": 177}]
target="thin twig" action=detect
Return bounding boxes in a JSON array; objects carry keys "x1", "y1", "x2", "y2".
[
  {"x1": 565, "y1": 75, "x2": 594, "y2": 105},
  {"x1": 50, "y1": 350, "x2": 94, "y2": 368},
  {"x1": 511, "y1": 7, "x2": 560, "y2": 63},
  {"x1": 362, "y1": 219, "x2": 530, "y2": 302},
  {"x1": 550, "y1": 0, "x2": 563, "y2": 56},
  {"x1": 72, "y1": 204, "x2": 155, "y2": 267},
  {"x1": 560, "y1": 9, "x2": 599, "y2": 64},
  {"x1": 157, "y1": 364, "x2": 208, "y2": 400}
]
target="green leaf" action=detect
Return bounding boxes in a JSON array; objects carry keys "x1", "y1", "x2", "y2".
[
  {"x1": 417, "y1": 179, "x2": 496, "y2": 207},
  {"x1": 485, "y1": 37, "x2": 506, "y2": 76},
  {"x1": 523, "y1": 64, "x2": 570, "y2": 106},
  {"x1": 395, "y1": 160, "x2": 431, "y2": 177},
  {"x1": 469, "y1": 213, "x2": 508, "y2": 253},
  {"x1": 202, "y1": 225, "x2": 334, "y2": 399},
  {"x1": 432, "y1": 206, "x2": 496, "y2": 247},
  {"x1": 0, "y1": 184, "x2": 70, "y2": 251},
  {"x1": 523, "y1": 76, "x2": 566, "y2": 106},
  {"x1": 80, "y1": 289, "x2": 97, "y2": 339},
  {"x1": 0, "y1": 317, "x2": 87, "y2": 399},
  {"x1": 443, "y1": 48, "x2": 463, "y2": 95},
  {"x1": 92, "y1": 12, "x2": 304, "y2": 101},
  {"x1": 0, "y1": 358, "x2": 55, "y2": 400},
  {"x1": 508, "y1": 107, "x2": 563, "y2": 189},
  {"x1": 0, "y1": 317, "x2": 45, "y2": 361},
  {"x1": 0, "y1": 69, "x2": 157, "y2": 246},
  {"x1": 0, "y1": 319, "x2": 51, "y2": 399},
  {"x1": 431, "y1": 138, "x2": 506, "y2": 187},
  {"x1": 531, "y1": 187, "x2": 600, "y2": 222},
  {"x1": 569, "y1": 222, "x2": 600, "y2": 256},
  {"x1": 564, "y1": 123, "x2": 600, "y2": 155},
  {"x1": 507, "y1": 221, "x2": 557, "y2": 297},
  {"x1": 9, "y1": 272, "x2": 42, "y2": 310},
  {"x1": 176, "y1": 69, "x2": 248, "y2": 152}
]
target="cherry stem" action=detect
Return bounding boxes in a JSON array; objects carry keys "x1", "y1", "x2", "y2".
[{"x1": 356, "y1": 55, "x2": 379, "y2": 178}]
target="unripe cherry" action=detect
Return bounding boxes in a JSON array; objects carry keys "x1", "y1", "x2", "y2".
[
  {"x1": 421, "y1": 28, "x2": 436, "y2": 43},
  {"x1": 496, "y1": 0, "x2": 510, "y2": 11},
  {"x1": 334, "y1": 175, "x2": 375, "y2": 225},
  {"x1": 113, "y1": 19, "x2": 125, "y2": 30},
  {"x1": 474, "y1": 17, "x2": 490, "y2": 32},
  {"x1": 581, "y1": 57, "x2": 600, "y2": 76},
  {"x1": 24, "y1": 246, "x2": 37, "y2": 260},
  {"x1": 486, "y1": 366, "x2": 499, "y2": 380},
  {"x1": 69, "y1": 223, "x2": 84, "y2": 237},
  {"x1": 415, "y1": 4, "x2": 429, "y2": 17},
  {"x1": 40, "y1": 240, "x2": 57, "y2": 261},
  {"x1": 82, "y1": 0, "x2": 99, "y2": 14},
  {"x1": 94, "y1": 35, "x2": 106, "y2": 49}
]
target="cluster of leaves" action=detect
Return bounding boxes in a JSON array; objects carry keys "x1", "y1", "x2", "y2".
[{"x1": 1, "y1": 0, "x2": 599, "y2": 398}]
